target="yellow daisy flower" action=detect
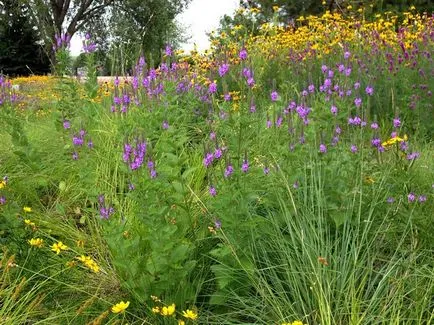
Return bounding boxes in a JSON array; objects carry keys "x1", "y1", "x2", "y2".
[{"x1": 111, "y1": 301, "x2": 130, "y2": 313}]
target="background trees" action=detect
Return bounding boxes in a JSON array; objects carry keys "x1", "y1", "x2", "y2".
[
  {"x1": 1, "y1": 0, "x2": 190, "y2": 76},
  {"x1": 0, "y1": 0, "x2": 50, "y2": 75}
]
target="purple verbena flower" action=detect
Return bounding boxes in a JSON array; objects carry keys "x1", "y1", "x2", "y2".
[
  {"x1": 354, "y1": 97, "x2": 362, "y2": 108},
  {"x1": 319, "y1": 144, "x2": 327, "y2": 153},
  {"x1": 224, "y1": 164, "x2": 234, "y2": 178},
  {"x1": 408, "y1": 192, "x2": 416, "y2": 202},
  {"x1": 350, "y1": 144, "x2": 358, "y2": 153},
  {"x1": 239, "y1": 48, "x2": 248, "y2": 60},
  {"x1": 241, "y1": 160, "x2": 249, "y2": 173},
  {"x1": 209, "y1": 186, "x2": 217, "y2": 197}
]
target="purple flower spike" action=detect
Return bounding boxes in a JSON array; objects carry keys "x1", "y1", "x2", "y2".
[
  {"x1": 241, "y1": 160, "x2": 249, "y2": 173},
  {"x1": 354, "y1": 98, "x2": 362, "y2": 108},
  {"x1": 350, "y1": 145, "x2": 358, "y2": 153},
  {"x1": 224, "y1": 164, "x2": 234, "y2": 178},
  {"x1": 239, "y1": 48, "x2": 248, "y2": 60},
  {"x1": 408, "y1": 193, "x2": 416, "y2": 202},
  {"x1": 209, "y1": 186, "x2": 217, "y2": 197},
  {"x1": 319, "y1": 144, "x2": 327, "y2": 153},
  {"x1": 330, "y1": 105, "x2": 338, "y2": 115},
  {"x1": 208, "y1": 82, "x2": 217, "y2": 94}
]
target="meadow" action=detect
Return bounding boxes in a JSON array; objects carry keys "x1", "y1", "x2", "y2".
[{"x1": 1, "y1": 6, "x2": 433, "y2": 325}]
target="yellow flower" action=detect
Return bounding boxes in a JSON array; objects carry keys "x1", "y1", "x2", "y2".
[
  {"x1": 152, "y1": 306, "x2": 160, "y2": 314},
  {"x1": 28, "y1": 238, "x2": 44, "y2": 248},
  {"x1": 178, "y1": 320, "x2": 185, "y2": 325},
  {"x1": 23, "y1": 206, "x2": 32, "y2": 213},
  {"x1": 182, "y1": 309, "x2": 198, "y2": 320},
  {"x1": 0, "y1": 180, "x2": 6, "y2": 189},
  {"x1": 292, "y1": 321, "x2": 305, "y2": 325},
  {"x1": 161, "y1": 303, "x2": 176, "y2": 316},
  {"x1": 51, "y1": 241, "x2": 68, "y2": 254},
  {"x1": 111, "y1": 300, "x2": 130, "y2": 313},
  {"x1": 24, "y1": 219, "x2": 35, "y2": 227},
  {"x1": 77, "y1": 255, "x2": 100, "y2": 273}
]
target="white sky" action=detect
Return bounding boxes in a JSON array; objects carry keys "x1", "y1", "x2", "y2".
[{"x1": 70, "y1": 0, "x2": 240, "y2": 56}]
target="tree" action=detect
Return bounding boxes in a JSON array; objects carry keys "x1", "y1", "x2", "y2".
[
  {"x1": 24, "y1": 0, "x2": 190, "y2": 53},
  {"x1": 106, "y1": 0, "x2": 190, "y2": 74},
  {"x1": 0, "y1": 0, "x2": 50, "y2": 75}
]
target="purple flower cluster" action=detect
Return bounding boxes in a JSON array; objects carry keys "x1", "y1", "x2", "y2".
[
  {"x1": 123, "y1": 140, "x2": 147, "y2": 170},
  {"x1": 53, "y1": 33, "x2": 70, "y2": 51},
  {"x1": 98, "y1": 194, "x2": 115, "y2": 219}
]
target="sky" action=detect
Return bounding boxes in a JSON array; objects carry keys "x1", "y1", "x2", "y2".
[{"x1": 70, "y1": 0, "x2": 240, "y2": 56}]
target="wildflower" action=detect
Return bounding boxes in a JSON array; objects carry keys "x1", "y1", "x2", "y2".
[
  {"x1": 51, "y1": 241, "x2": 68, "y2": 254},
  {"x1": 28, "y1": 238, "x2": 44, "y2": 248},
  {"x1": 387, "y1": 197, "x2": 395, "y2": 203},
  {"x1": 371, "y1": 122, "x2": 379, "y2": 129},
  {"x1": 418, "y1": 195, "x2": 427, "y2": 203},
  {"x1": 408, "y1": 193, "x2": 416, "y2": 202},
  {"x1": 214, "y1": 219, "x2": 222, "y2": 229},
  {"x1": 208, "y1": 82, "x2": 217, "y2": 94},
  {"x1": 63, "y1": 120, "x2": 71, "y2": 129},
  {"x1": 263, "y1": 167, "x2": 270, "y2": 175},
  {"x1": 407, "y1": 152, "x2": 420, "y2": 160},
  {"x1": 72, "y1": 135, "x2": 84, "y2": 146},
  {"x1": 344, "y1": 51, "x2": 351, "y2": 59},
  {"x1": 218, "y1": 63, "x2": 229, "y2": 77},
  {"x1": 393, "y1": 118, "x2": 401, "y2": 128},
  {"x1": 241, "y1": 160, "x2": 249, "y2": 173},
  {"x1": 214, "y1": 148, "x2": 222, "y2": 159},
  {"x1": 224, "y1": 164, "x2": 234, "y2": 178},
  {"x1": 354, "y1": 82, "x2": 360, "y2": 89},
  {"x1": 203, "y1": 152, "x2": 214, "y2": 167},
  {"x1": 0, "y1": 196, "x2": 6, "y2": 205},
  {"x1": 182, "y1": 309, "x2": 198, "y2": 320},
  {"x1": 161, "y1": 303, "x2": 176, "y2": 316},
  {"x1": 371, "y1": 138, "x2": 381, "y2": 147},
  {"x1": 162, "y1": 121, "x2": 169, "y2": 129},
  {"x1": 354, "y1": 97, "x2": 362, "y2": 107},
  {"x1": 270, "y1": 91, "x2": 278, "y2": 102},
  {"x1": 350, "y1": 145, "x2": 358, "y2": 153},
  {"x1": 77, "y1": 255, "x2": 100, "y2": 273},
  {"x1": 165, "y1": 44, "x2": 172, "y2": 56},
  {"x1": 152, "y1": 306, "x2": 160, "y2": 313},
  {"x1": 319, "y1": 144, "x2": 327, "y2": 153},
  {"x1": 23, "y1": 206, "x2": 32, "y2": 213},
  {"x1": 111, "y1": 301, "x2": 130, "y2": 313},
  {"x1": 178, "y1": 320, "x2": 185, "y2": 325},
  {"x1": 24, "y1": 219, "x2": 35, "y2": 228},
  {"x1": 239, "y1": 48, "x2": 247, "y2": 60},
  {"x1": 72, "y1": 152, "x2": 79, "y2": 160},
  {"x1": 209, "y1": 186, "x2": 217, "y2": 197},
  {"x1": 365, "y1": 86, "x2": 374, "y2": 95},
  {"x1": 330, "y1": 105, "x2": 338, "y2": 115}
]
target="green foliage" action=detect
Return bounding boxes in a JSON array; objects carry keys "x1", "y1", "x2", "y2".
[{"x1": 0, "y1": 0, "x2": 50, "y2": 76}]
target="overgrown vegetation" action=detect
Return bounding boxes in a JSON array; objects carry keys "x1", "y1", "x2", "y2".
[{"x1": 1, "y1": 4, "x2": 433, "y2": 325}]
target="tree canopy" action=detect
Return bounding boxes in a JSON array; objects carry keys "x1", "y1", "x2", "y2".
[{"x1": 0, "y1": 0, "x2": 50, "y2": 75}]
